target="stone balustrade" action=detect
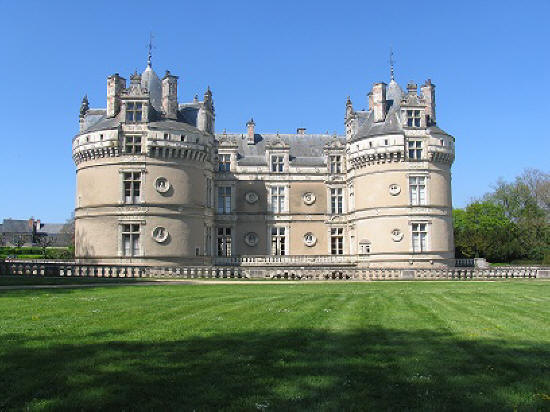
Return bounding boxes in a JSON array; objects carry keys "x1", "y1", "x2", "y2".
[{"x1": 1, "y1": 260, "x2": 548, "y2": 281}]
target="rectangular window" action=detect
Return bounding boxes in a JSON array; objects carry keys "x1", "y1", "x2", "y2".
[
  {"x1": 330, "y1": 188, "x2": 343, "y2": 214},
  {"x1": 406, "y1": 110, "x2": 421, "y2": 127},
  {"x1": 123, "y1": 172, "x2": 141, "y2": 204},
  {"x1": 359, "y1": 242, "x2": 371, "y2": 255},
  {"x1": 412, "y1": 223, "x2": 428, "y2": 252},
  {"x1": 409, "y1": 176, "x2": 426, "y2": 206},
  {"x1": 217, "y1": 186, "x2": 232, "y2": 214},
  {"x1": 270, "y1": 186, "x2": 285, "y2": 213},
  {"x1": 329, "y1": 155, "x2": 342, "y2": 173},
  {"x1": 330, "y1": 228, "x2": 344, "y2": 255},
  {"x1": 205, "y1": 226, "x2": 212, "y2": 256},
  {"x1": 408, "y1": 140, "x2": 422, "y2": 160},
  {"x1": 271, "y1": 155, "x2": 284, "y2": 173},
  {"x1": 126, "y1": 102, "x2": 143, "y2": 123},
  {"x1": 206, "y1": 178, "x2": 212, "y2": 207},
  {"x1": 124, "y1": 135, "x2": 142, "y2": 154},
  {"x1": 217, "y1": 227, "x2": 232, "y2": 256},
  {"x1": 121, "y1": 224, "x2": 140, "y2": 257},
  {"x1": 271, "y1": 227, "x2": 286, "y2": 255},
  {"x1": 218, "y1": 154, "x2": 231, "y2": 172}
]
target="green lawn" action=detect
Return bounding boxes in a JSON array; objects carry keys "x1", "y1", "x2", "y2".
[{"x1": 0, "y1": 281, "x2": 548, "y2": 410}]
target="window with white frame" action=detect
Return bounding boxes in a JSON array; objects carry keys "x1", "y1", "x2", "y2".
[
  {"x1": 123, "y1": 172, "x2": 141, "y2": 204},
  {"x1": 121, "y1": 224, "x2": 140, "y2": 257},
  {"x1": 271, "y1": 155, "x2": 284, "y2": 173},
  {"x1": 330, "y1": 188, "x2": 343, "y2": 214},
  {"x1": 412, "y1": 223, "x2": 428, "y2": 252},
  {"x1": 206, "y1": 178, "x2": 212, "y2": 207},
  {"x1": 409, "y1": 176, "x2": 426, "y2": 206},
  {"x1": 271, "y1": 227, "x2": 286, "y2": 255},
  {"x1": 330, "y1": 227, "x2": 344, "y2": 255},
  {"x1": 217, "y1": 227, "x2": 232, "y2": 256},
  {"x1": 126, "y1": 102, "x2": 143, "y2": 122},
  {"x1": 329, "y1": 155, "x2": 342, "y2": 173},
  {"x1": 124, "y1": 135, "x2": 142, "y2": 154},
  {"x1": 408, "y1": 140, "x2": 422, "y2": 160},
  {"x1": 270, "y1": 186, "x2": 285, "y2": 213},
  {"x1": 406, "y1": 109, "x2": 421, "y2": 127},
  {"x1": 217, "y1": 186, "x2": 232, "y2": 214},
  {"x1": 218, "y1": 154, "x2": 231, "y2": 172}
]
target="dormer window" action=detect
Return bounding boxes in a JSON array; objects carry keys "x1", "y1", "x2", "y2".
[
  {"x1": 271, "y1": 155, "x2": 284, "y2": 173},
  {"x1": 164, "y1": 133, "x2": 169, "y2": 140},
  {"x1": 218, "y1": 154, "x2": 231, "y2": 172},
  {"x1": 126, "y1": 102, "x2": 143, "y2": 123},
  {"x1": 329, "y1": 155, "x2": 342, "y2": 173},
  {"x1": 407, "y1": 110, "x2": 421, "y2": 127}
]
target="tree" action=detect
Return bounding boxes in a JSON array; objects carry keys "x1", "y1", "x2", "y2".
[
  {"x1": 454, "y1": 201, "x2": 518, "y2": 262},
  {"x1": 36, "y1": 235, "x2": 53, "y2": 258},
  {"x1": 12, "y1": 235, "x2": 25, "y2": 248},
  {"x1": 483, "y1": 168, "x2": 550, "y2": 261},
  {"x1": 60, "y1": 213, "x2": 75, "y2": 248}
]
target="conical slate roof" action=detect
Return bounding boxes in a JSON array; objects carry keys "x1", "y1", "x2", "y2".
[{"x1": 141, "y1": 63, "x2": 162, "y2": 111}]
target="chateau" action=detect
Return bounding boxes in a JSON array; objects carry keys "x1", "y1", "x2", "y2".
[{"x1": 73, "y1": 56, "x2": 455, "y2": 270}]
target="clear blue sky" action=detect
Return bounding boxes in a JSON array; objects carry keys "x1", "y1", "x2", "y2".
[{"x1": 0, "y1": 0, "x2": 548, "y2": 223}]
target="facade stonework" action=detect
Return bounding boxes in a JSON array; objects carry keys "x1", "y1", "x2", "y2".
[{"x1": 73, "y1": 61, "x2": 455, "y2": 268}]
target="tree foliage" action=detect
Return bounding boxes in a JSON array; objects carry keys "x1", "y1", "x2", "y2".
[{"x1": 454, "y1": 169, "x2": 550, "y2": 263}]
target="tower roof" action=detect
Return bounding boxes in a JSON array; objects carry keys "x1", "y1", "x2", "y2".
[
  {"x1": 141, "y1": 65, "x2": 162, "y2": 111},
  {"x1": 386, "y1": 79, "x2": 404, "y2": 104}
]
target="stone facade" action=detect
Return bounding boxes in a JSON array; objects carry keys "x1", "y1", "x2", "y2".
[{"x1": 73, "y1": 60, "x2": 455, "y2": 268}]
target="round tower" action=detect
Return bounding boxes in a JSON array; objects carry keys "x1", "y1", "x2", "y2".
[
  {"x1": 73, "y1": 61, "x2": 215, "y2": 266},
  {"x1": 346, "y1": 77, "x2": 455, "y2": 267}
]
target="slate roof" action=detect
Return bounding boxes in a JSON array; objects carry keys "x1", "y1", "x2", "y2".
[
  {"x1": 353, "y1": 79, "x2": 452, "y2": 140},
  {"x1": 0, "y1": 219, "x2": 32, "y2": 233},
  {"x1": 39, "y1": 224, "x2": 64, "y2": 235},
  {"x1": 217, "y1": 133, "x2": 345, "y2": 167}
]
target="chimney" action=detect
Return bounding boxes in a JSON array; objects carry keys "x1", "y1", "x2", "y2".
[
  {"x1": 107, "y1": 73, "x2": 125, "y2": 117},
  {"x1": 367, "y1": 91, "x2": 373, "y2": 111},
  {"x1": 162, "y1": 70, "x2": 179, "y2": 120},
  {"x1": 421, "y1": 79, "x2": 436, "y2": 125},
  {"x1": 246, "y1": 118, "x2": 255, "y2": 144},
  {"x1": 407, "y1": 81, "x2": 418, "y2": 96},
  {"x1": 372, "y1": 82, "x2": 387, "y2": 122},
  {"x1": 297, "y1": 127, "x2": 306, "y2": 135},
  {"x1": 79, "y1": 95, "x2": 89, "y2": 132}
]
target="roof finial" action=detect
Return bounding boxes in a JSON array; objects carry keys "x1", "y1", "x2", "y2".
[
  {"x1": 389, "y1": 47, "x2": 395, "y2": 81},
  {"x1": 147, "y1": 32, "x2": 154, "y2": 67}
]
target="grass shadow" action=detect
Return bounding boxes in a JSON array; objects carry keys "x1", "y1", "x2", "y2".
[{"x1": 0, "y1": 328, "x2": 548, "y2": 410}]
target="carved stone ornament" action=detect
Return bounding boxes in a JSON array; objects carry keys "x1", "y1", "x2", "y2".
[
  {"x1": 245, "y1": 191, "x2": 258, "y2": 204},
  {"x1": 152, "y1": 226, "x2": 169, "y2": 243},
  {"x1": 303, "y1": 232, "x2": 317, "y2": 247},
  {"x1": 303, "y1": 192, "x2": 316, "y2": 205},
  {"x1": 391, "y1": 228, "x2": 404, "y2": 242},
  {"x1": 244, "y1": 232, "x2": 258, "y2": 247},
  {"x1": 389, "y1": 184, "x2": 401, "y2": 196},
  {"x1": 155, "y1": 177, "x2": 170, "y2": 193}
]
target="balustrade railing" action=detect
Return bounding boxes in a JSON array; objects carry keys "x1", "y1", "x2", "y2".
[{"x1": 1, "y1": 260, "x2": 548, "y2": 281}]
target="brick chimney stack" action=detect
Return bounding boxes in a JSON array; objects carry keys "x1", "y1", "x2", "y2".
[
  {"x1": 162, "y1": 70, "x2": 179, "y2": 120},
  {"x1": 421, "y1": 79, "x2": 436, "y2": 125},
  {"x1": 372, "y1": 82, "x2": 387, "y2": 123},
  {"x1": 107, "y1": 73, "x2": 125, "y2": 117},
  {"x1": 246, "y1": 118, "x2": 255, "y2": 144}
]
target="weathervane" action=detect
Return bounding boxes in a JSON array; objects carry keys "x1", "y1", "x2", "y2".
[
  {"x1": 147, "y1": 32, "x2": 154, "y2": 67},
  {"x1": 389, "y1": 48, "x2": 395, "y2": 80}
]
